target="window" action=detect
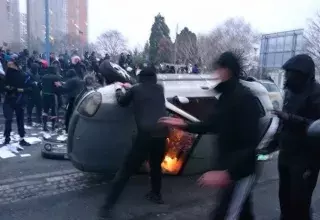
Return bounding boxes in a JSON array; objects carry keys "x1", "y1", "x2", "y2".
[
  {"x1": 282, "y1": 52, "x2": 292, "y2": 65},
  {"x1": 169, "y1": 97, "x2": 218, "y2": 121},
  {"x1": 268, "y1": 38, "x2": 277, "y2": 52},
  {"x1": 268, "y1": 84, "x2": 280, "y2": 93},
  {"x1": 274, "y1": 53, "x2": 283, "y2": 67},
  {"x1": 276, "y1": 37, "x2": 285, "y2": 52},
  {"x1": 260, "y1": 38, "x2": 267, "y2": 53},
  {"x1": 295, "y1": 34, "x2": 304, "y2": 51},
  {"x1": 284, "y1": 35, "x2": 293, "y2": 51},
  {"x1": 266, "y1": 53, "x2": 275, "y2": 67}
]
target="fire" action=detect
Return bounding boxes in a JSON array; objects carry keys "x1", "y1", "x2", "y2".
[
  {"x1": 160, "y1": 127, "x2": 197, "y2": 174},
  {"x1": 161, "y1": 155, "x2": 183, "y2": 173}
]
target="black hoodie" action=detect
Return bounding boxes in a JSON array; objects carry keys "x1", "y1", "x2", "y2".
[
  {"x1": 269, "y1": 54, "x2": 320, "y2": 165},
  {"x1": 115, "y1": 68, "x2": 167, "y2": 137}
]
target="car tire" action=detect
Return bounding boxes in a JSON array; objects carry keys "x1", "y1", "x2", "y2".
[{"x1": 272, "y1": 101, "x2": 280, "y2": 110}]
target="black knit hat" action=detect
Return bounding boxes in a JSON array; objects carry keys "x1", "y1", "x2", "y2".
[{"x1": 214, "y1": 51, "x2": 244, "y2": 78}]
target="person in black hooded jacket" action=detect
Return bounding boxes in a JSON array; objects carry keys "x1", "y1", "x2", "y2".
[
  {"x1": 3, "y1": 59, "x2": 31, "y2": 146},
  {"x1": 26, "y1": 63, "x2": 42, "y2": 125},
  {"x1": 55, "y1": 69, "x2": 84, "y2": 132},
  {"x1": 41, "y1": 66, "x2": 63, "y2": 131},
  {"x1": 159, "y1": 51, "x2": 262, "y2": 220},
  {"x1": 99, "y1": 67, "x2": 168, "y2": 219},
  {"x1": 263, "y1": 54, "x2": 320, "y2": 220}
]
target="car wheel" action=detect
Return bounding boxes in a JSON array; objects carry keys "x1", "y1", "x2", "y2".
[{"x1": 272, "y1": 101, "x2": 280, "y2": 110}]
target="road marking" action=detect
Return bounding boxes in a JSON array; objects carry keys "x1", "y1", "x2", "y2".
[{"x1": 20, "y1": 154, "x2": 31, "y2": 157}]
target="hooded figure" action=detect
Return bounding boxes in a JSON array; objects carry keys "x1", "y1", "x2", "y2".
[
  {"x1": 158, "y1": 51, "x2": 262, "y2": 220},
  {"x1": 55, "y1": 69, "x2": 84, "y2": 132},
  {"x1": 41, "y1": 66, "x2": 63, "y2": 131},
  {"x1": 98, "y1": 59, "x2": 134, "y2": 85},
  {"x1": 99, "y1": 67, "x2": 168, "y2": 218},
  {"x1": 265, "y1": 54, "x2": 320, "y2": 220},
  {"x1": 3, "y1": 60, "x2": 31, "y2": 146},
  {"x1": 26, "y1": 63, "x2": 42, "y2": 125}
]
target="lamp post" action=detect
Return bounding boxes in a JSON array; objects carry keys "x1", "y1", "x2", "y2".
[{"x1": 45, "y1": 0, "x2": 50, "y2": 63}]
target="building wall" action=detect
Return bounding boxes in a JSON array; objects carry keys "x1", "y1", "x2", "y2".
[
  {"x1": 0, "y1": 0, "x2": 20, "y2": 48},
  {"x1": 67, "y1": 0, "x2": 88, "y2": 44},
  {"x1": 20, "y1": 13, "x2": 27, "y2": 48}
]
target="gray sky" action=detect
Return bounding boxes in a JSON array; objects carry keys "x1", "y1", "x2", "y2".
[{"x1": 20, "y1": 0, "x2": 320, "y2": 48}]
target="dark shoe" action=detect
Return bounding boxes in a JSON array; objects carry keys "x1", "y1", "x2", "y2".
[
  {"x1": 3, "y1": 138, "x2": 10, "y2": 145},
  {"x1": 19, "y1": 139, "x2": 31, "y2": 147},
  {"x1": 98, "y1": 206, "x2": 113, "y2": 219},
  {"x1": 145, "y1": 192, "x2": 164, "y2": 204}
]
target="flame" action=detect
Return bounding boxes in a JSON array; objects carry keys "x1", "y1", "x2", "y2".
[{"x1": 161, "y1": 155, "x2": 183, "y2": 173}]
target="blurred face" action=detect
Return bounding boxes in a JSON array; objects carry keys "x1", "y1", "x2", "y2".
[
  {"x1": 284, "y1": 70, "x2": 309, "y2": 93},
  {"x1": 214, "y1": 67, "x2": 231, "y2": 82}
]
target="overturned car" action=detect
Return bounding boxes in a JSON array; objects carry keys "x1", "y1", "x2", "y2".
[{"x1": 66, "y1": 61, "x2": 278, "y2": 175}]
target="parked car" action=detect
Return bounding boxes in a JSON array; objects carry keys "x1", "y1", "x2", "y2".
[{"x1": 258, "y1": 80, "x2": 283, "y2": 110}]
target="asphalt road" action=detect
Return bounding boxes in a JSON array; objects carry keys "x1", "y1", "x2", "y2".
[{"x1": 0, "y1": 123, "x2": 319, "y2": 220}]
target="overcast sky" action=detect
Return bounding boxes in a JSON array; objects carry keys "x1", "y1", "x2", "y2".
[{"x1": 20, "y1": 0, "x2": 320, "y2": 48}]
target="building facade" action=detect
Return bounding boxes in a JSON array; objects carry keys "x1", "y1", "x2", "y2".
[
  {"x1": 259, "y1": 29, "x2": 305, "y2": 87},
  {"x1": 27, "y1": 0, "x2": 87, "y2": 51},
  {"x1": 67, "y1": 0, "x2": 88, "y2": 44},
  {"x1": 20, "y1": 13, "x2": 28, "y2": 49},
  {"x1": 0, "y1": 0, "x2": 20, "y2": 48}
]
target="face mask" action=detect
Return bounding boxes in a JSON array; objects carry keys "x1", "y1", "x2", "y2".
[{"x1": 284, "y1": 71, "x2": 309, "y2": 93}]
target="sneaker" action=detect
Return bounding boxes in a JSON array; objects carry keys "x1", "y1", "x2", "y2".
[
  {"x1": 98, "y1": 206, "x2": 113, "y2": 219},
  {"x1": 19, "y1": 139, "x2": 31, "y2": 147},
  {"x1": 3, "y1": 138, "x2": 10, "y2": 145},
  {"x1": 145, "y1": 191, "x2": 164, "y2": 204}
]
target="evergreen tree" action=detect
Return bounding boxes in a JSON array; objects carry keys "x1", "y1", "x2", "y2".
[
  {"x1": 149, "y1": 14, "x2": 172, "y2": 63},
  {"x1": 175, "y1": 27, "x2": 198, "y2": 64}
]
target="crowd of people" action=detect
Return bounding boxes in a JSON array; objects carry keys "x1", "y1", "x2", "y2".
[{"x1": 1, "y1": 46, "x2": 320, "y2": 220}]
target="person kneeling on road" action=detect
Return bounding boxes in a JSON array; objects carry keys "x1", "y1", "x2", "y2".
[{"x1": 99, "y1": 67, "x2": 168, "y2": 219}]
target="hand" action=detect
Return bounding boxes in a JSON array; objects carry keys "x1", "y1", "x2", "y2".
[
  {"x1": 123, "y1": 83, "x2": 132, "y2": 89},
  {"x1": 17, "y1": 88, "x2": 24, "y2": 92},
  {"x1": 197, "y1": 171, "x2": 231, "y2": 188},
  {"x1": 272, "y1": 110, "x2": 290, "y2": 120},
  {"x1": 54, "y1": 81, "x2": 62, "y2": 87},
  {"x1": 158, "y1": 117, "x2": 187, "y2": 128}
]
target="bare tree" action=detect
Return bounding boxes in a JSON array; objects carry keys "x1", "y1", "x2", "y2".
[
  {"x1": 305, "y1": 12, "x2": 320, "y2": 75},
  {"x1": 96, "y1": 30, "x2": 127, "y2": 60},
  {"x1": 197, "y1": 18, "x2": 259, "y2": 73}
]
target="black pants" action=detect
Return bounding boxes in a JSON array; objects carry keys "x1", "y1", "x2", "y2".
[
  {"x1": 278, "y1": 154, "x2": 319, "y2": 220},
  {"x1": 104, "y1": 134, "x2": 166, "y2": 208},
  {"x1": 3, "y1": 96, "x2": 25, "y2": 139},
  {"x1": 210, "y1": 175, "x2": 256, "y2": 220},
  {"x1": 42, "y1": 94, "x2": 58, "y2": 129},
  {"x1": 65, "y1": 97, "x2": 75, "y2": 132},
  {"x1": 27, "y1": 95, "x2": 42, "y2": 123}
]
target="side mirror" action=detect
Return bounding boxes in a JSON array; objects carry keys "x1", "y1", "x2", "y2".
[
  {"x1": 307, "y1": 119, "x2": 320, "y2": 137},
  {"x1": 173, "y1": 96, "x2": 190, "y2": 104}
]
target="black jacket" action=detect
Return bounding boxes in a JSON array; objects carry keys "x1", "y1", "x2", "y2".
[
  {"x1": 29, "y1": 73, "x2": 42, "y2": 98},
  {"x1": 4, "y1": 62, "x2": 32, "y2": 103},
  {"x1": 115, "y1": 74, "x2": 167, "y2": 137},
  {"x1": 185, "y1": 78, "x2": 261, "y2": 180},
  {"x1": 268, "y1": 55, "x2": 320, "y2": 165},
  {"x1": 59, "y1": 76, "x2": 84, "y2": 99},
  {"x1": 42, "y1": 73, "x2": 62, "y2": 95}
]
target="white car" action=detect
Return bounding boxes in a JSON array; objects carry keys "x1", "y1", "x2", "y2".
[{"x1": 66, "y1": 72, "x2": 278, "y2": 175}]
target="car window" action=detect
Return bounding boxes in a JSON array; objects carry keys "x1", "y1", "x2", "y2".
[
  {"x1": 168, "y1": 97, "x2": 218, "y2": 121},
  {"x1": 268, "y1": 84, "x2": 280, "y2": 93},
  {"x1": 261, "y1": 83, "x2": 271, "y2": 92}
]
